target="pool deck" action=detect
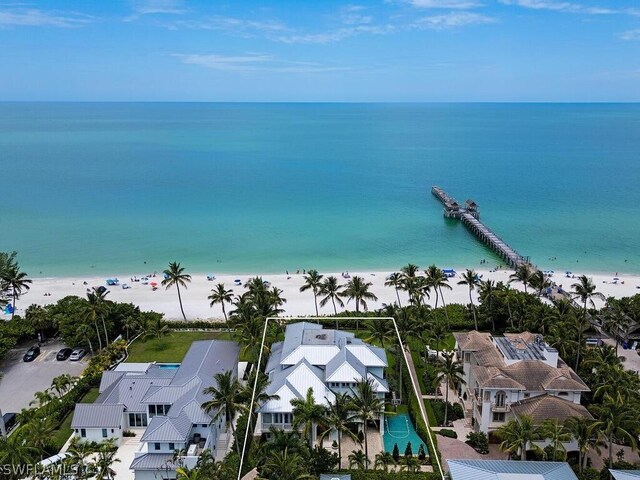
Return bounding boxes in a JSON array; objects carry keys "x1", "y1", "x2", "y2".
[{"x1": 323, "y1": 427, "x2": 383, "y2": 469}]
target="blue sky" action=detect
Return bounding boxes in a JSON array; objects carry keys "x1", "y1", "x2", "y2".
[{"x1": 1, "y1": 0, "x2": 639, "y2": 101}]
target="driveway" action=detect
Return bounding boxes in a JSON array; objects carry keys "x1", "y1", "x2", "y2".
[{"x1": 0, "y1": 340, "x2": 88, "y2": 414}]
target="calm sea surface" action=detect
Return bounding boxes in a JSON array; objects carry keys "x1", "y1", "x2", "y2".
[{"x1": 1, "y1": 103, "x2": 638, "y2": 276}]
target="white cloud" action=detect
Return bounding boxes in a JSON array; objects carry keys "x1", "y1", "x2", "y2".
[
  {"x1": 413, "y1": 11, "x2": 497, "y2": 29},
  {"x1": 0, "y1": 8, "x2": 91, "y2": 27},
  {"x1": 498, "y1": 0, "x2": 615, "y2": 15},
  {"x1": 275, "y1": 24, "x2": 396, "y2": 44},
  {"x1": 126, "y1": 0, "x2": 185, "y2": 21},
  {"x1": 339, "y1": 5, "x2": 373, "y2": 25},
  {"x1": 619, "y1": 29, "x2": 640, "y2": 41},
  {"x1": 168, "y1": 16, "x2": 289, "y2": 36},
  {"x1": 173, "y1": 53, "x2": 351, "y2": 73},
  {"x1": 407, "y1": 0, "x2": 482, "y2": 8}
]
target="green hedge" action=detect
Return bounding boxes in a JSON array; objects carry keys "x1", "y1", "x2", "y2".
[
  {"x1": 341, "y1": 472, "x2": 441, "y2": 480},
  {"x1": 436, "y1": 429, "x2": 457, "y2": 438}
]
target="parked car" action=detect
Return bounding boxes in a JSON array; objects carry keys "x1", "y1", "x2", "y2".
[
  {"x1": 56, "y1": 348, "x2": 73, "y2": 361},
  {"x1": 2, "y1": 412, "x2": 17, "y2": 433},
  {"x1": 23, "y1": 345, "x2": 41, "y2": 362},
  {"x1": 69, "y1": 348, "x2": 87, "y2": 361}
]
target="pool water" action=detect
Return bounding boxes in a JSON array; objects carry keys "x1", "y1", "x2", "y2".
[
  {"x1": 383, "y1": 413, "x2": 427, "y2": 456},
  {"x1": 158, "y1": 364, "x2": 180, "y2": 369}
]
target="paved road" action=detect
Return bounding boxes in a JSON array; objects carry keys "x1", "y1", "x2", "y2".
[{"x1": 0, "y1": 340, "x2": 88, "y2": 414}]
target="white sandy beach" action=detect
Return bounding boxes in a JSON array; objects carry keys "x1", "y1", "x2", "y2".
[{"x1": 6, "y1": 268, "x2": 640, "y2": 321}]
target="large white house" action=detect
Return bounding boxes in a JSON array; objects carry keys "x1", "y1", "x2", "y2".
[
  {"x1": 453, "y1": 331, "x2": 591, "y2": 434},
  {"x1": 256, "y1": 322, "x2": 388, "y2": 443},
  {"x1": 71, "y1": 340, "x2": 240, "y2": 480}
]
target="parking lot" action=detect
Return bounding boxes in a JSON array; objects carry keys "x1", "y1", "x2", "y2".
[{"x1": 0, "y1": 340, "x2": 89, "y2": 414}]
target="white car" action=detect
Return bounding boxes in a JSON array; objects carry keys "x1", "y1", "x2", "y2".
[{"x1": 69, "y1": 349, "x2": 87, "y2": 361}]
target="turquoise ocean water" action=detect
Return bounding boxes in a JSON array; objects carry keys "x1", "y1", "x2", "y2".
[{"x1": 1, "y1": 103, "x2": 638, "y2": 277}]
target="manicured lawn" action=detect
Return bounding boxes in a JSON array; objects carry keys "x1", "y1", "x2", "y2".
[
  {"x1": 126, "y1": 332, "x2": 224, "y2": 363},
  {"x1": 81, "y1": 387, "x2": 100, "y2": 403}
]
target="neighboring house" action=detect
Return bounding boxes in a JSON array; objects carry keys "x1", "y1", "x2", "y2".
[
  {"x1": 447, "y1": 459, "x2": 578, "y2": 480},
  {"x1": 71, "y1": 340, "x2": 240, "y2": 480},
  {"x1": 453, "y1": 331, "x2": 591, "y2": 434},
  {"x1": 256, "y1": 322, "x2": 388, "y2": 443},
  {"x1": 611, "y1": 471, "x2": 640, "y2": 480}
]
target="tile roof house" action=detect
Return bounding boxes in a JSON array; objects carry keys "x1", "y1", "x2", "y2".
[
  {"x1": 257, "y1": 322, "x2": 388, "y2": 443},
  {"x1": 453, "y1": 331, "x2": 590, "y2": 435},
  {"x1": 71, "y1": 340, "x2": 239, "y2": 480},
  {"x1": 447, "y1": 460, "x2": 578, "y2": 480}
]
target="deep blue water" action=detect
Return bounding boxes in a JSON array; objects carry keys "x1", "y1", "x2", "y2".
[{"x1": 0, "y1": 103, "x2": 638, "y2": 276}]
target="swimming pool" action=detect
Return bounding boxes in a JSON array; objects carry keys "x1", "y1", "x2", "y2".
[
  {"x1": 383, "y1": 413, "x2": 428, "y2": 456},
  {"x1": 158, "y1": 364, "x2": 180, "y2": 369}
]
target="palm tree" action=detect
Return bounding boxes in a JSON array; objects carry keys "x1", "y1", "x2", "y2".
[
  {"x1": 76, "y1": 323, "x2": 94, "y2": 354},
  {"x1": 290, "y1": 387, "x2": 326, "y2": 447},
  {"x1": 458, "y1": 269, "x2": 479, "y2": 330},
  {"x1": 478, "y1": 279, "x2": 498, "y2": 331},
  {"x1": 319, "y1": 276, "x2": 344, "y2": 319},
  {"x1": 319, "y1": 392, "x2": 358, "y2": 469},
  {"x1": 565, "y1": 416, "x2": 599, "y2": 473},
  {"x1": 591, "y1": 392, "x2": 640, "y2": 469},
  {"x1": 201, "y1": 370, "x2": 247, "y2": 457},
  {"x1": 571, "y1": 275, "x2": 605, "y2": 370},
  {"x1": 529, "y1": 270, "x2": 551, "y2": 297},
  {"x1": 208, "y1": 283, "x2": 234, "y2": 323},
  {"x1": 374, "y1": 451, "x2": 395, "y2": 472},
  {"x1": 509, "y1": 264, "x2": 534, "y2": 294},
  {"x1": 0, "y1": 263, "x2": 31, "y2": 320},
  {"x1": 341, "y1": 276, "x2": 378, "y2": 314},
  {"x1": 348, "y1": 449, "x2": 368, "y2": 470},
  {"x1": 365, "y1": 318, "x2": 393, "y2": 347},
  {"x1": 24, "y1": 418, "x2": 55, "y2": 460},
  {"x1": 300, "y1": 270, "x2": 324, "y2": 317},
  {"x1": 541, "y1": 419, "x2": 570, "y2": 461},
  {"x1": 82, "y1": 288, "x2": 110, "y2": 350},
  {"x1": 93, "y1": 438, "x2": 120, "y2": 480},
  {"x1": 162, "y1": 261, "x2": 192, "y2": 320},
  {"x1": 425, "y1": 317, "x2": 448, "y2": 364},
  {"x1": 30, "y1": 389, "x2": 54, "y2": 409},
  {"x1": 0, "y1": 434, "x2": 38, "y2": 478},
  {"x1": 65, "y1": 436, "x2": 97, "y2": 480},
  {"x1": 435, "y1": 352, "x2": 465, "y2": 425},
  {"x1": 142, "y1": 315, "x2": 170, "y2": 340},
  {"x1": 259, "y1": 447, "x2": 315, "y2": 480},
  {"x1": 176, "y1": 466, "x2": 203, "y2": 480},
  {"x1": 349, "y1": 379, "x2": 382, "y2": 470},
  {"x1": 51, "y1": 373, "x2": 75, "y2": 397},
  {"x1": 497, "y1": 415, "x2": 542, "y2": 461},
  {"x1": 384, "y1": 272, "x2": 404, "y2": 307}
]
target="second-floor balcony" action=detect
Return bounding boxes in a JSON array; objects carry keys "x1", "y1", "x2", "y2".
[{"x1": 491, "y1": 403, "x2": 511, "y2": 412}]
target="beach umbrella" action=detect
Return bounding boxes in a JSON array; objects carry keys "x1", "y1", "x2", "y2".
[{"x1": 150, "y1": 282, "x2": 158, "y2": 287}]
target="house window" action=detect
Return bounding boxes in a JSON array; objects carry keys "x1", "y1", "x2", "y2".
[
  {"x1": 202, "y1": 424, "x2": 207, "y2": 428},
  {"x1": 558, "y1": 392, "x2": 569, "y2": 396},
  {"x1": 102, "y1": 429, "x2": 108, "y2": 438},
  {"x1": 524, "y1": 393, "x2": 530, "y2": 398},
  {"x1": 464, "y1": 352, "x2": 470, "y2": 362},
  {"x1": 149, "y1": 405, "x2": 156, "y2": 417},
  {"x1": 492, "y1": 412, "x2": 505, "y2": 422},
  {"x1": 81, "y1": 429, "x2": 86, "y2": 438},
  {"x1": 154, "y1": 443, "x2": 161, "y2": 451},
  {"x1": 263, "y1": 413, "x2": 272, "y2": 424},
  {"x1": 169, "y1": 443, "x2": 175, "y2": 450},
  {"x1": 111, "y1": 429, "x2": 115, "y2": 433},
  {"x1": 495, "y1": 391, "x2": 506, "y2": 407},
  {"x1": 129, "y1": 413, "x2": 148, "y2": 427}
]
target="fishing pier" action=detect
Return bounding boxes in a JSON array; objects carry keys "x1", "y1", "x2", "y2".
[{"x1": 431, "y1": 186, "x2": 528, "y2": 268}]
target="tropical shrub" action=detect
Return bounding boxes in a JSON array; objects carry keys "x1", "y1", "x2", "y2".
[{"x1": 437, "y1": 429, "x2": 457, "y2": 438}]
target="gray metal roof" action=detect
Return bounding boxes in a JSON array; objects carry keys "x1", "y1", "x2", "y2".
[
  {"x1": 130, "y1": 453, "x2": 176, "y2": 471},
  {"x1": 448, "y1": 460, "x2": 578, "y2": 480},
  {"x1": 611, "y1": 471, "x2": 640, "y2": 480},
  {"x1": 71, "y1": 404, "x2": 125, "y2": 428}
]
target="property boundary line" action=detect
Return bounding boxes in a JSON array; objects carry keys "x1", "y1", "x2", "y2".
[{"x1": 237, "y1": 316, "x2": 445, "y2": 480}]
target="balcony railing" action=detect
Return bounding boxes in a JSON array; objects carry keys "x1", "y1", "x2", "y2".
[{"x1": 491, "y1": 403, "x2": 511, "y2": 412}]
